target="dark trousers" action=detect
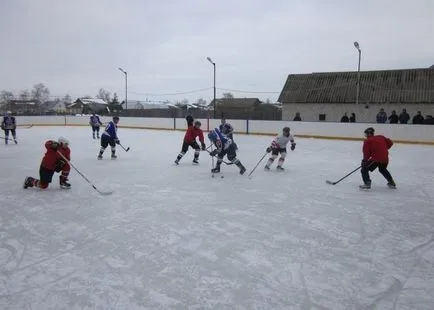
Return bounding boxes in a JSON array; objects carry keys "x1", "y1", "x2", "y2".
[{"x1": 361, "y1": 161, "x2": 394, "y2": 184}]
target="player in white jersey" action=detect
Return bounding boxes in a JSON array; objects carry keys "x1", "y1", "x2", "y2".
[{"x1": 264, "y1": 127, "x2": 296, "y2": 171}]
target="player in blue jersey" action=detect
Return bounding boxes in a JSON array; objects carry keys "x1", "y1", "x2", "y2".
[
  {"x1": 208, "y1": 127, "x2": 246, "y2": 175},
  {"x1": 1, "y1": 111, "x2": 17, "y2": 144},
  {"x1": 219, "y1": 117, "x2": 237, "y2": 150},
  {"x1": 97, "y1": 116, "x2": 120, "y2": 160},
  {"x1": 89, "y1": 113, "x2": 102, "y2": 139}
]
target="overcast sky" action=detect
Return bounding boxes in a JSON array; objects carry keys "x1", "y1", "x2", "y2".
[{"x1": 0, "y1": 0, "x2": 433, "y2": 103}]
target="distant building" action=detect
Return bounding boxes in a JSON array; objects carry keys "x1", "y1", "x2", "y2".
[
  {"x1": 0, "y1": 100, "x2": 38, "y2": 114},
  {"x1": 208, "y1": 98, "x2": 281, "y2": 120},
  {"x1": 67, "y1": 98, "x2": 110, "y2": 114},
  {"x1": 278, "y1": 67, "x2": 434, "y2": 122}
]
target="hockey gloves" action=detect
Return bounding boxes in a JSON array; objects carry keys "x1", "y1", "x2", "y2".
[
  {"x1": 55, "y1": 159, "x2": 66, "y2": 172},
  {"x1": 115, "y1": 139, "x2": 120, "y2": 144},
  {"x1": 201, "y1": 142, "x2": 206, "y2": 151},
  {"x1": 291, "y1": 142, "x2": 296, "y2": 151},
  {"x1": 266, "y1": 147, "x2": 272, "y2": 153},
  {"x1": 209, "y1": 149, "x2": 218, "y2": 157}
]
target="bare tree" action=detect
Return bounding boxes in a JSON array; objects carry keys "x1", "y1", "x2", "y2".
[
  {"x1": 19, "y1": 90, "x2": 31, "y2": 101},
  {"x1": 96, "y1": 88, "x2": 111, "y2": 103},
  {"x1": 196, "y1": 98, "x2": 207, "y2": 106},
  {"x1": 62, "y1": 94, "x2": 72, "y2": 104},
  {"x1": 222, "y1": 92, "x2": 234, "y2": 99},
  {"x1": 31, "y1": 83, "x2": 50, "y2": 104},
  {"x1": 0, "y1": 91, "x2": 15, "y2": 102}
]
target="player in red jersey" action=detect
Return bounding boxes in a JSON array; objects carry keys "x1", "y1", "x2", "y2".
[
  {"x1": 360, "y1": 127, "x2": 396, "y2": 190},
  {"x1": 174, "y1": 115, "x2": 206, "y2": 165},
  {"x1": 23, "y1": 137, "x2": 72, "y2": 190}
]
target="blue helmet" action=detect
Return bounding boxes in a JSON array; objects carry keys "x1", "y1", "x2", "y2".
[{"x1": 208, "y1": 130, "x2": 218, "y2": 141}]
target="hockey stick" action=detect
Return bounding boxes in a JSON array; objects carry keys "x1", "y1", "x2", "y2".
[
  {"x1": 248, "y1": 152, "x2": 268, "y2": 178},
  {"x1": 119, "y1": 143, "x2": 130, "y2": 152},
  {"x1": 57, "y1": 151, "x2": 113, "y2": 195},
  {"x1": 0, "y1": 135, "x2": 17, "y2": 143},
  {"x1": 205, "y1": 149, "x2": 233, "y2": 165},
  {"x1": 326, "y1": 166, "x2": 361, "y2": 185},
  {"x1": 210, "y1": 143, "x2": 215, "y2": 178}
]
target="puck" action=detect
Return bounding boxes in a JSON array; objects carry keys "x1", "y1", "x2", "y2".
[{"x1": 221, "y1": 175, "x2": 224, "y2": 178}]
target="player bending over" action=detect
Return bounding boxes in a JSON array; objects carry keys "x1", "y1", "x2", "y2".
[
  {"x1": 264, "y1": 126, "x2": 296, "y2": 171},
  {"x1": 98, "y1": 116, "x2": 120, "y2": 160},
  {"x1": 360, "y1": 127, "x2": 396, "y2": 190},
  {"x1": 23, "y1": 137, "x2": 71, "y2": 189},
  {"x1": 208, "y1": 127, "x2": 246, "y2": 175},
  {"x1": 1, "y1": 111, "x2": 17, "y2": 144},
  {"x1": 89, "y1": 113, "x2": 102, "y2": 139},
  {"x1": 175, "y1": 115, "x2": 206, "y2": 165}
]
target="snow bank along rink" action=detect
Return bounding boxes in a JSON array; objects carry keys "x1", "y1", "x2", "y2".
[{"x1": 0, "y1": 126, "x2": 433, "y2": 309}]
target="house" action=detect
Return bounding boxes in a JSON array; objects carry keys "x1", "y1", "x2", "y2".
[
  {"x1": 278, "y1": 67, "x2": 434, "y2": 122},
  {"x1": 208, "y1": 98, "x2": 281, "y2": 120},
  {"x1": 0, "y1": 100, "x2": 38, "y2": 115},
  {"x1": 67, "y1": 98, "x2": 110, "y2": 114}
]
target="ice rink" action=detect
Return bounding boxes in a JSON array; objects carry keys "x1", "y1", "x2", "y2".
[{"x1": 1, "y1": 126, "x2": 433, "y2": 310}]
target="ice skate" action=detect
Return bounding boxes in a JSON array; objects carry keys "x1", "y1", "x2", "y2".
[
  {"x1": 264, "y1": 165, "x2": 270, "y2": 171},
  {"x1": 14, "y1": 139, "x2": 17, "y2": 144},
  {"x1": 97, "y1": 154, "x2": 103, "y2": 160},
  {"x1": 111, "y1": 154, "x2": 117, "y2": 160},
  {"x1": 359, "y1": 183, "x2": 371, "y2": 190},
  {"x1": 23, "y1": 176, "x2": 34, "y2": 189},
  {"x1": 387, "y1": 182, "x2": 396, "y2": 189},
  {"x1": 192, "y1": 158, "x2": 199, "y2": 164},
  {"x1": 59, "y1": 177, "x2": 71, "y2": 189},
  {"x1": 174, "y1": 159, "x2": 179, "y2": 165},
  {"x1": 276, "y1": 166, "x2": 284, "y2": 171},
  {"x1": 239, "y1": 165, "x2": 246, "y2": 175},
  {"x1": 211, "y1": 167, "x2": 220, "y2": 173}
]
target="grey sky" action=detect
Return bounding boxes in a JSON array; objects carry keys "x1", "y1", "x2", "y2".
[{"x1": 0, "y1": 0, "x2": 433, "y2": 103}]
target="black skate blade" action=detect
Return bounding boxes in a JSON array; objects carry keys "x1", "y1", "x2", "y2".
[{"x1": 326, "y1": 180, "x2": 337, "y2": 185}]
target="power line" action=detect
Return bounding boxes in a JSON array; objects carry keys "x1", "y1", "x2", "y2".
[
  {"x1": 129, "y1": 87, "x2": 212, "y2": 96},
  {"x1": 217, "y1": 87, "x2": 280, "y2": 94}
]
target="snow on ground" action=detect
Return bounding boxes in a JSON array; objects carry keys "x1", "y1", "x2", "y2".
[{"x1": 0, "y1": 126, "x2": 433, "y2": 310}]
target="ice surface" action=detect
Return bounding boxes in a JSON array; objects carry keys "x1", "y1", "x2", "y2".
[{"x1": 0, "y1": 126, "x2": 433, "y2": 310}]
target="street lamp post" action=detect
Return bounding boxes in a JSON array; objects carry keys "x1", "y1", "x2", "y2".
[
  {"x1": 118, "y1": 68, "x2": 128, "y2": 110},
  {"x1": 353, "y1": 42, "x2": 361, "y2": 106},
  {"x1": 206, "y1": 57, "x2": 216, "y2": 119}
]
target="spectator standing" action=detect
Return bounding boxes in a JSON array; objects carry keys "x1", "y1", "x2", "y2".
[
  {"x1": 376, "y1": 109, "x2": 388, "y2": 123},
  {"x1": 398, "y1": 109, "x2": 410, "y2": 124}
]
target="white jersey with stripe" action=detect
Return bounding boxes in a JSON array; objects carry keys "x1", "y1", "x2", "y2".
[{"x1": 271, "y1": 134, "x2": 294, "y2": 149}]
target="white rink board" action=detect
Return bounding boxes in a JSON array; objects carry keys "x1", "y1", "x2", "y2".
[{"x1": 14, "y1": 115, "x2": 434, "y2": 144}]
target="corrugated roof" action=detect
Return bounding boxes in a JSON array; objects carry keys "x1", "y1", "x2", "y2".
[{"x1": 278, "y1": 68, "x2": 434, "y2": 104}]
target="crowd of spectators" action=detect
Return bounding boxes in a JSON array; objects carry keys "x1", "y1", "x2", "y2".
[{"x1": 376, "y1": 108, "x2": 434, "y2": 124}]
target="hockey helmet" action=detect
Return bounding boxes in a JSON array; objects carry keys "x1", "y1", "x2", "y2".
[
  {"x1": 113, "y1": 116, "x2": 120, "y2": 123},
  {"x1": 194, "y1": 120, "x2": 201, "y2": 127},
  {"x1": 208, "y1": 130, "x2": 217, "y2": 141},
  {"x1": 364, "y1": 127, "x2": 375, "y2": 136},
  {"x1": 283, "y1": 126, "x2": 290, "y2": 136},
  {"x1": 58, "y1": 136, "x2": 69, "y2": 147}
]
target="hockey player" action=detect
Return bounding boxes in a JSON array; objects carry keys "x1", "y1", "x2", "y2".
[
  {"x1": 219, "y1": 117, "x2": 237, "y2": 150},
  {"x1": 360, "y1": 127, "x2": 396, "y2": 189},
  {"x1": 23, "y1": 137, "x2": 71, "y2": 189},
  {"x1": 98, "y1": 116, "x2": 120, "y2": 160},
  {"x1": 89, "y1": 113, "x2": 102, "y2": 139},
  {"x1": 208, "y1": 127, "x2": 246, "y2": 175},
  {"x1": 175, "y1": 115, "x2": 206, "y2": 165},
  {"x1": 219, "y1": 118, "x2": 234, "y2": 140},
  {"x1": 1, "y1": 111, "x2": 17, "y2": 144},
  {"x1": 264, "y1": 127, "x2": 296, "y2": 171}
]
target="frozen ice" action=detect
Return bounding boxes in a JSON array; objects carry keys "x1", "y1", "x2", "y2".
[{"x1": 0, "y1": 126, "x2": 433, "y2": 309}]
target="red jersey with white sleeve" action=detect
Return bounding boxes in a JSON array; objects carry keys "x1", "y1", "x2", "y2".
[{"x1": 41, "y1": 140, "x2": 71, "y2": 172}]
